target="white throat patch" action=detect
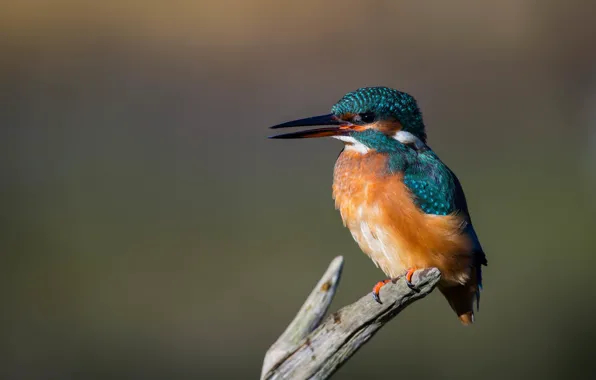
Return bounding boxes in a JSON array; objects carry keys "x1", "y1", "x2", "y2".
[{"x1": 333, "y1": 136, "x2": 370, "y2": 154}]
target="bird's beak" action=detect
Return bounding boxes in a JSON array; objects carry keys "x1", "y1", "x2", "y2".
[{"x1": 269, "y1": 113, "x2": 355, "y2": 139}]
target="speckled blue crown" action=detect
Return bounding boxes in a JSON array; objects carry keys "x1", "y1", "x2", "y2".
[{"x1": 331, "y1": 87, "x2": 426, "y2": 142}]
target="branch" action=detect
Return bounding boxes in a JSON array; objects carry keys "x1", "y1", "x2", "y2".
[{"x1": 261, "y1": 256, "x2": 441, "y2": 380}]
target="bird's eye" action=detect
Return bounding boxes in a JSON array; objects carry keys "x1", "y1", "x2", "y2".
[{"x1": 354, "y1": 112, "x2": 376, "y2": 124}]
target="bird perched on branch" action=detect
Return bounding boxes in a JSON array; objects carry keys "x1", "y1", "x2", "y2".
[{"x1": 269, "y1": 87, "x2": 487, "y2": 325}]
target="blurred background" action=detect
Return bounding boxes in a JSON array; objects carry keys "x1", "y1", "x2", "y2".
[{"x1": 2, "y1": 1, "x2": 596, "y2": 379}]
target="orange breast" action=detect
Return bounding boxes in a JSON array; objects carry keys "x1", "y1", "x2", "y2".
[{"x1": 332, "y1": 150, "x2": 473, "y2": 284}]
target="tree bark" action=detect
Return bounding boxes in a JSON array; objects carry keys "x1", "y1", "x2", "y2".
[{"x1": 261, "y1": 256, "x2": 441, "y2": 380}]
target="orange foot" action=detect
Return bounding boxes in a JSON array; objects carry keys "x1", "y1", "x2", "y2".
[
  {"x1": 372, "y1": 279, "x2": 392, "y2": 304},
  {"x1": 404, "y1": 267, "x2": 416, "y2": 289},
  {"x1": 371, "y1": 268, "x2": 418, "y2": 304}
]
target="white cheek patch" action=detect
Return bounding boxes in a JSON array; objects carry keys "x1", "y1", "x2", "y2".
[
  {"x1": 393, "y1": 131, "x2": 426, "y2": 150},
  {"x1": 333, "y1": 135, "x2": 370, "y2": 154}
]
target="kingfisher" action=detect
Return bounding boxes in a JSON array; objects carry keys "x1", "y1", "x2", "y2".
[{"x1": 269, "y1": 87, "x2": 487, "y2": 325}]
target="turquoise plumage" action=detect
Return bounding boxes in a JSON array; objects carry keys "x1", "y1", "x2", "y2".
[
  {"x1": 270, "y1": 86, "x2": 488, "y2": 324},
  {"x1": 331, "y1": 87, "x2": 427, "y2": 142}
]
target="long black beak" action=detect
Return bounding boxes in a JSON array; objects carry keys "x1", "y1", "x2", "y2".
[{"x1": 269, "y1": 113, "x2": 348, "y2": 139}]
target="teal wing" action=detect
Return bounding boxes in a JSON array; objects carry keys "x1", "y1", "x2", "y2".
[{"x1": 402, "y1": 150, "x2": 487, "y2": 299}]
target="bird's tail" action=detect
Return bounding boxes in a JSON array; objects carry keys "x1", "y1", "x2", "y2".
[
  {"x1": 440, "y1": 247, "x2": 486, "y2": 325},
  {"x1": 438, "y1": 282, "x2": 478, "y2": 325}
]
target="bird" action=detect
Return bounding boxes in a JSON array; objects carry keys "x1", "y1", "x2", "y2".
[{"x1": 269, "y1": 86, "x2": 487, "y2": 325}]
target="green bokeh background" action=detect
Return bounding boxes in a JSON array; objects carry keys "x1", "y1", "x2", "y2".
[{"x1": 2, "y1": 1, "x2": 596, "y2": 379}]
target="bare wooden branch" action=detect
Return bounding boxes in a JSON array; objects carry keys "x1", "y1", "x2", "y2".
[
  {"x1": 261, "y1": 256, "x2": 344, "y2": 379},
  {"x1": 261, "y1": 257, "x2": 441, "y2": 380}
]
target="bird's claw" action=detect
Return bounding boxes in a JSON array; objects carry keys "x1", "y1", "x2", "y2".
[
  {"x1": 404, "y1": 267, "x2": 420, "y2": 292},
  {"x1": 371, "y1": 279, "x2": 392, "y2": 304},
  {"x1": 372, "y1": 291, "x2": 382, "y2": 304},
  {"x1": 371, "y1": 268, "x2": 419, "y2": 303}
]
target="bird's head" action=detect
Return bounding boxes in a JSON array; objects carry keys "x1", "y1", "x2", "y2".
[{"x1": 270, "y1": 87, "x2": 427, "y2": 152}]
